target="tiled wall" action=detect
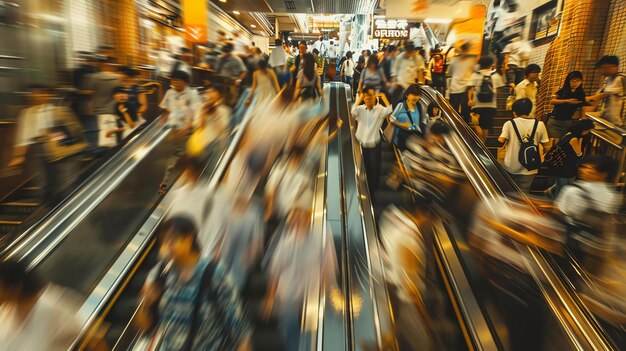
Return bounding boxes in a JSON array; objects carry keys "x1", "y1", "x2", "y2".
[
  {"x1": 64, "y1": 0, "x2": 101, "y2": 68},
  {"x1": 536, "y1": 0, "x2": 612, "y2": 118}
]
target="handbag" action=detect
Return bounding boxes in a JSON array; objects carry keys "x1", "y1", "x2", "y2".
[
  {"x1": 539, "y1": 136, "x2": 570, "y2": 175},
  {"x1": 383, "y1": 117, "x2": 395, "y2": 142}
]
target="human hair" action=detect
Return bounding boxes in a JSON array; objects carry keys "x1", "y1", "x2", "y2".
[
  {"x1": 27, "y1": 83, "x2": 54, "y2": 94},
  {"x1": 478, "y1": 56, "x2": 495, "y2": 69},
  {"x1": 303, "y1": 53, "x2": 316, "y2": 81},
  {"x1": 387, "y1": 45, "x2": 396, "y2": 53},
  {"x1": 512, "y1": 98, "x2": 533, "y2": 116},
  {"x1": 366, "y1": 55, "x2": 379, "y2": 69},
  {"x1": 595, "y1": 55, "x2": 619, "y2": 67},
  {"x1": 404, "y1": 83, "x2": 421, "y2": 98},
  {"x1": 159, "y1": 216, "x2": 202, "y2": 254},
  {"x1": 427, "y1": 102, "x2": 440, "y2": 116},
  {"x1": 565, "y1": 119, "x2": 595, "y2": 137},
  {"x1": 346, "y1": 51, "x2": 353, "y2": 58},
  {"x1": 222, "y1": 43, "x2": 234, "y2": 53},
  {"x1": 180, "y1": 47, "x2": 192, "y2": 54},
  {"x1": 430, "y1": 120, "x2": 450, "y2": 135},
  {"x1": 404, "y1": 43, "x2": 416, "y2": 52},
  {"x1": 561, "y1": 71, "x2": 583, "y2": 91},
  {"x1": 258, "y1": 59, "x2": 269, "y2": 71},
  {"x1": 299, "y1": 41, "x2": 307, "y2": 48},
  {"x1": 275, "y1": 38, "x2": 282, "y2": 46},
  {"x1": 362, "y1": 84, "x2": 377, "y2": 95},
  {"x1": 525, "y1": 64, "x2": 541, "y2": 76},
  {"x1": 112, "y1": 86, "x2": 128, "y2": 94},
  {"x1": 581, "y1": 155, "x2": 617, "y2": 180},
  {"x1": 0, "y1": 259, "x2": 44, "y2": 298},
  {"x1": 365, "y1": 50, "x2": 372, "y2": 56},
  {"x1": 170, "y1": 70, "x2": 190, "y2": 83},
  {"x1": 357, "y1": 56, "x2": 366, "y2": 66},
  {"x1": 312, "y1": 48, "x2": 319, "y2": 55}
]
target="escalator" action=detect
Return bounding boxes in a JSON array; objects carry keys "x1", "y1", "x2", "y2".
[{"x1": 340, "y1": 83, "x2": 620, "y2": 351}]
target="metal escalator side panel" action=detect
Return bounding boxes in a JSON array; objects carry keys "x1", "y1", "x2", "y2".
[
  {"x1": 420, "y1": 87, "x2": 619, "y2": 351},
  {"x1": 334, "y1": 82, "x2": 397, "y2": 351}
]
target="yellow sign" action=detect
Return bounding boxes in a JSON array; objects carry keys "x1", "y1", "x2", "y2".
[{"x1": 182, "y1": 0, "x2": 208, "y2": 43}]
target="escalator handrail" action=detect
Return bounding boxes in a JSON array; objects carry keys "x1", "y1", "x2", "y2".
[
  {"x1": 421, "y1": 86, "x2": 617, "y2": 351},
  {"x1": 0, "y1": 120, "x2": 158, "y2": 258},
  {"x1": 337, "y1": 82, "x2": 398, "y2": 350},
  {"x1": 3, "y1": 120, "x2": 170, "y2": 265},
  {"x1": 69, "y1": 96, "x2": 259, "y2": 351}
]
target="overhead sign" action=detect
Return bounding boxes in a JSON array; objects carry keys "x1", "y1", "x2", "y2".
[
  {"x1": 182, "y1": 0, "x2": 208, "y2": 43},
  {"x1": 373, "y1": 19, "x2": 410, "y2": 39}
]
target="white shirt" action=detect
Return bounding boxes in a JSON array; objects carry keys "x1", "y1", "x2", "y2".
[
  {"x1": 15, "y1": 104, "x2": 55, "y2": 146},
  {"x1": 515, "y1": 79, "x2": 539, "y2": 117},
  {"x1": 0, "y1": 287, "x2": 82, "y2": 351},
  {"x1": 159, "y1": 87, "x2": 202, "y2": 128},
  {"x1": 556, "y1": 181, "x2": 621, "y2": 223},
  {"x1": 342, "y1": 59, "x2": 355, "y2": 77},
  {"x1": 351, "y1": 103, "x2": 393, "y2": 147},
  {"x1": 268, "y1": 46, "x2": 288, "y2": 68},
  {"x1": 499, "y1": 117, "x2": 549, "y2": 175},
  {"x1": 392, "y1": 52, "x2": 426, "y2": 88},
  {"x1": 448, "y1": 56, "x2": 476, "y2": 94},
  {"x1": 470, "y1": 70, "x2": 505, "y2": 108},
  {"x1": 266, "y1": 159, "x2": 315, "y2": 218},
  {"x1": 502, "y1": 40, "x2": 532, "y2": 67},
  {"x1": 597, "y1": 74, "x2": 625, "y2": 126},
  {"x1": 493, "y1": 6, "x2": 517, "y2": 32},
  {"x1": 232, "y1": 35, "x2": 251, "y2": 57}
]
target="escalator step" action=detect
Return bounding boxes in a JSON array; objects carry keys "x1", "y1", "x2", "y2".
[{"x1": 0, "y1": 201, "x2": 39, "y2": 215}]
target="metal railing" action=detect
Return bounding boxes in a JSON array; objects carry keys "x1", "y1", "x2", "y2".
[{"x1": 585, "y1": 112, "x2": 625, "y2": 189}]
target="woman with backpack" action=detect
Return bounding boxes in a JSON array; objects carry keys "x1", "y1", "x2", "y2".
[
  {"x1": 390, "y1": 84, "x2": 428, "y2": 150},
  {"x1": 339, "y1": 51, "x2": 355, "y2": 87},
  {"x1": 543, "y1": 119, "x2": 595, "y2": 198},
  {"x1": 294, "y1": 53, "x2": 322, "y2": 102},
  {"x1": 468, "y1": 56, "x2": 506, "y2": 142}
]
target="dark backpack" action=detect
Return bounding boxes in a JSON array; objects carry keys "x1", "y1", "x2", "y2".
[
  {"x1": 511, "y1": 119, "x2": 541, "y2": 171},
  {"x1": 477, "y1": 73, "x2": 495, "y2": 103}
]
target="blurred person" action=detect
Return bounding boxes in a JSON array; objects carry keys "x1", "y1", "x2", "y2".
[
  {"x1": 118, "y1": 67, "x2": 148, "y2": 122},
  {"x1": 352, "y1": 86, "x2": 393, "y2": 196},
  {"x1": 392, "y1": 43, "x2": 426, "y2": 90},
  {"x1": 340, "y1": 51, "x2": 355, "y2": 86},
  {"x1": 353, "y1": 56, "x2": 366, "y2": 96},
  {"x1": 216, "y1": 43, "x2": 248, "y2": 106},
  {"x1": 514, "y1": 64, "x2": 541, "y2": 118},
  {"x1": 136, "y1": 216, "x2": 251, "y2": 351},
  {"x1": 232, "y1": 31, "x2": 252, "y2": 60},
  {"x1": 264, "y1": 145, "x2": 316, "y2": 221},
  {"x1": 502, "y1": 35, "x2": 532, "y2": 87},
  {"x1": 427, "y1": 50, "x2": 446, "y2": 95},
  {"x1": 555, "y1": 155, "x2": 621, "y2": 273},
  {"x1": 547, "y1": 71, "x2": 589, "y2": 143},
  {"x1": 400, "y1": 121, "x2": 465, "y2": 205},
  {"x1": 269, "y1": 39, "x2": 291, "y2": 88},
  {"x1": 7, "y1": 84, "x2": 87, "y2": 203},
  {"x1": 390, "y1": 84, "x2": 427, "y2": 150},
  {"x1": 159, "y1": 70, "x2": 201, "y2": 133},
  {"x1": 358, "y1": 55, "x2": 389, "y2": 94},
  {"x1": 426, "y1": 102, "x2": 442, "y2": 122},
  {"x1": 263, "y1": 207, "x2": 337, "y2": 351},
  {"x1": 71, "y1": 52, "x2": 98, "y2": 147},
  {"x1": 104, "y1": 86, "x2": 139, "y2": 144},
  {"x1": 362, "y1": 49, "x2": 372, "y2": 63},
  {"x1": 291, "y1": 41, "x2": 308, "y2": 78},
  {"x1": 169, "y1": 47, "x2": 193, "y2": 76},
  {"x1": 380, "y1": 45, "x2": 398, "y2": 82},
  {"x1": 543, "y1": 119, "x2": 595, "y2": 199},
  {"x1": 246, "y1": 59, "x2": 280, "y2": 106},
  {"x1": 0, "y1": 259, "x2": 87, "y2": 351},
  {"x1": 294, "y1": 53, "x2": 323, "y2": 102},
  {"x1": 468, "y1": 56, "x2": 506, "y2": 142},
  {"x1": 379, "y1": 203, "x2": 435, "y2": 350},
  {"x1": 447, "y1": 43, "x2": 476, "y2": 123},
  {"x1": 498, "y1": 98, "x2": 550, "y2": 192},
  {"x1": 587, "y1": 55, "x2": 625, "y2": 126},
  {"x1": 84, "y1": 55, "x2": 122, "y2": 147}
]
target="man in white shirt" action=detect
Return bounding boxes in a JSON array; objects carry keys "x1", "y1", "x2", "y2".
[
  {"x1": 498, "y1": 98, "x2": 550, "y2": 192},
  {"x1": 392, "y1": 43, "x2": 426, "y2": 89},
  {"x1": 352, "y1": 86, "x2": 393, "y2": 195},
  {"x1": 468, "y1": 56, "x2": 506, "y2": 141},
  {"x1": 514, "y1": 64, "x2": 541, "y2": 118},
  {"x1": 231, "y1": 31, "x2": 252, "y2": 59},
  {"x1": 169, "y1": 47, "x2": 193, "y2": 76},
  {"x1": 84, "y1": 56, "x2": 122, "y2": 147},
  {"x1": 447, "y1": 44, "x2": 477, "y2": 123},
  {"x1": 502, "y1": 35, "x2": 532, "y2": 87},
  {"x1": 588, "y1": 55, "x2": 625, "y2": 126},
  {"x1": 159, "y1": 70, "x2": 201, "y2": 132}
]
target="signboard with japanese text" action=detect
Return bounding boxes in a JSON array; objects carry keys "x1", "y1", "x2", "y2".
[{"x1": 372, "y1": 19, "x2": 411, "y2": 39}]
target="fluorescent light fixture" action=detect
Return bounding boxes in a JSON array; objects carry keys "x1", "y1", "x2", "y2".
[
  {"x1": 219, "y1": 0, "x2": 227, "y2": 2},
  {"x1": 424, "y1": 18, "x2": 453, "y2": 24},
  {"x1": 250, "y1": 24, "x2": 256, "y2": 28},
  {"x1": 233, "y1": 10, "x2": 240, "y2": 15}
]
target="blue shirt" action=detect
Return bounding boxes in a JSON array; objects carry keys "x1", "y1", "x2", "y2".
[
  {"x1": 391, "y1": 103, "x2": 424, "y2": 145},
  {"x1": 158, "y1": 259, "x2": 250, "y2": 350}
]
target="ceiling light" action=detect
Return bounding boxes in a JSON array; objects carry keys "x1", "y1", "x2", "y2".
[
  {"x1": 233, "y1": 10, "x2": 240, "y2": 15},
  {"x1": 250, "y1": 24, "x2": 256, "y2": 28},
  {"x1": 424, "y1": 18, "x2": 453, "y2": 24},
  {"x1": 219, "y1": 0, "x2": 227, "y2": 2}
]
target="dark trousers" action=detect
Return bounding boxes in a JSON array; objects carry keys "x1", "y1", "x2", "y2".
[
  {"x1": 449, "y1": 91, "x2": 471, "y2": 123},
  {"x1": 362, "y1": 143, "x2": 382, "y2": 197},
  {"x1": 430, "y1": 72, "x2": 446, "y2": 95},
  {"x1": 505, "y1": 65, "x2": 525, "y2": 86},
  {"x1": 79, "y1": 115, "x2": 99, "y2": 147}
]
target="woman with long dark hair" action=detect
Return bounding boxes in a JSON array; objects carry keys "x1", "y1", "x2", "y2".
[
  {"x1": 246, "y1": 59, "x2": 280, "y2": 106},
  {"x1": 547, "y1": 71, "x2": 588, "y2": 144},
  {"x1": 294, "y1": 53, "x2": 322, "y2": 101},
  {"x1": 544, "y1": 119, "x2": 595, "y2": 198},
  {"x1": 358, "y1": 55, "x2": 389, "y2": 94},
  {"x1": 390, "y1": 84, "x2": 427, "y2": 150}
]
